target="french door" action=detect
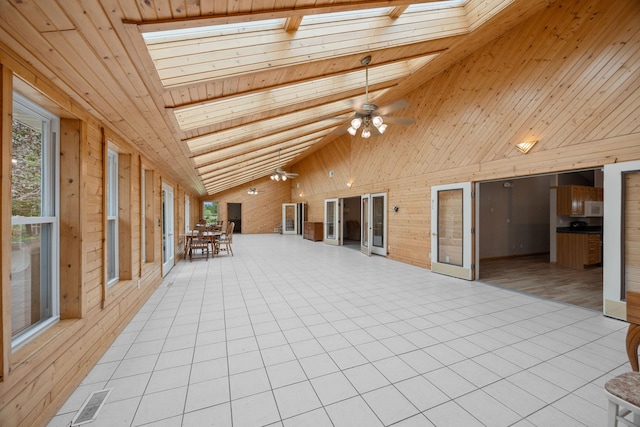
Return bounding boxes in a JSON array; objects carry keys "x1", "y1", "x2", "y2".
[
  {"x1": 430, "y1": 182, "x2": 474, "y2": 280},
  {"x1": 603, "y1": 160, "x2": 640, "y2": 319},
  {"x1": 162, "y1": 182, "x2": 175, "y2": 276},
  {"x1": 282, "y1": 203, "x2": 298, "y2": 234},
  {"x1": 361, "y1": 193, "x2": 387, "y2": 256},
  {"x1": 324, "y1": 198, "x2": 340, "y2": 245}
]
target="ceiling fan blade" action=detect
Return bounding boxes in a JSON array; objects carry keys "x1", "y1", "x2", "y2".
[
  {"x1": 382, "y1": 116, "x2": 416, "y2": 125},
  {"x1": 376, "y1": 99, "x2": 410, "y2": 115},
  {"x1": 286, "y1": 173, "x2": 299, "y2": 178}
]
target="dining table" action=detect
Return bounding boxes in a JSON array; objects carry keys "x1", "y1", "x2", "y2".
[{"x1": 183, "y1": 227, "x2": 222, "y2": 254}]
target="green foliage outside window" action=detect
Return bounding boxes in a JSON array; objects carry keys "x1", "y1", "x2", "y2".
[{"x1": 203, "y1": 201, "x2": 218, "y2": 223}]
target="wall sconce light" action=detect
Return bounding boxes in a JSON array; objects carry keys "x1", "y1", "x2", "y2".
[
  {"x1": 515, "y1": 140, "x2": 537, "y2": 154},
  {"x1": 392, "y1": 206, "x2": 399, "y2": 212}
]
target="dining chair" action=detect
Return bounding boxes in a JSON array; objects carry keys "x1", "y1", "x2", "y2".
[
  {"x1": 188, "y1": 229, "x2": 210, "y2": 261},
  {"x1": 216, "y1": 221, "x2": 234, "y2": 256},
  {"x1": 605, "y1": 291, "x2": 640, "y2": 426}
]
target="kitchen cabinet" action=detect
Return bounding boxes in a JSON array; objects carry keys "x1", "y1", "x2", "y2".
[
  {"x1": 557, "y1": 232, "x2": 602, "y2": 268},
  {"x1": 556, "y1": 185, "x2": 603, "y2": 216},
  {"x1": 303, "y1": 222, "x2": 323, "y2": 241}
]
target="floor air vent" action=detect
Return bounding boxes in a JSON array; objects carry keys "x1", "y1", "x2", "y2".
[{"x1": 70, "y1": 388, "x2": 112, "y2": 426}]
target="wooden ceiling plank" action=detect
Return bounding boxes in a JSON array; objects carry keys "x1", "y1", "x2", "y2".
[
  {"x1": 169, "y1": 0, "x2": 189, "y2": 19},
  {"x1": 202, "y1": 152, "x2": 302, "y2": 185},
  {"x1": 18, "y1": 0, "x2": 76, "y2": 32},
  {"x1": 188, "y1": 116, "x2": 341, "y2": 156},
  {"x1": 148, "y1": 13, "x2": 464, "y2": 86},
  {"x1": 172, "y1": 66, "x2": 410, "y2": 130},
  {"x1": 193, "y1": 130, "x2": 326, "y2": 168},
  {"x1": 145, "y1": 9, "x2": 462, "y2": 54},
  {"x1": 197, "y1": 139, "x2": 316, "y2": 175}
]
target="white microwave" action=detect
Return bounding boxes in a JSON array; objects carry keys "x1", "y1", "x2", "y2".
[{"x1": 583, "y1": 201, "x2": 604, "y2": 217}]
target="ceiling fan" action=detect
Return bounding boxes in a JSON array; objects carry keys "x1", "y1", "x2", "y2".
[
  {"x1": 270, "y1": 167, "x2": 298, "y2": 181},
  {"x1": 332, "y1": 55, "x2": 415, "y2": 138}
]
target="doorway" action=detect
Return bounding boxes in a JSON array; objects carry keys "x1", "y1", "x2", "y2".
[
  {"x1": 162, "y1": 182, "x2": 175, "y2": 276},
  {"x1": 228, "y1": 203, "x2": 241, "y2": 233},
  {"x1": 342, "y1": 196, "x2": 361, "y2": 250},
  {"x1": 476, "y1": 170, "x2": 604, "y2": 311}
]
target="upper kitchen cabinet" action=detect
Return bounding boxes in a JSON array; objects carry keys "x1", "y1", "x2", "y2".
[{"x1": 557, "y1": 185, "x2": 603, "y2": 216}]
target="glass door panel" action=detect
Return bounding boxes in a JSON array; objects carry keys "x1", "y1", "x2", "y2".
[
  {"x1": 282, "y1": 203, "x2": 297, "y2": 234},
  {"x1": 371, "y1": 193, "x2": 387, "y2": 256},
  {"x1": 604, "y1": 161, "x2": 640, "y2": 319},
  {"x1": 324, "y1": 198, "x2": 339, "y2": 245},
  {"x1": 162, "y1": 182, "x2": 175, "y2": 276},
  {"x1": 361, "y1": 195, "x2": 371, "y2": 256},
  {"x1": 431, "y1": 182, "x2": 473, "y2": 280}
]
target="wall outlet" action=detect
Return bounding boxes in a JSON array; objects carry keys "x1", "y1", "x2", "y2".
[{"x1": 329, "y1": 170, "x2": 334, "y2": 177}]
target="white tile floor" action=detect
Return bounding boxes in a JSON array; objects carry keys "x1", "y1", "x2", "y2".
[{"x1": 48, "y1": 234, "x2": 630, "y2": 427}]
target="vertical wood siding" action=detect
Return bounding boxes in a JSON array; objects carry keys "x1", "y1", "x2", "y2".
[{"x1": 290, "y1": 0, "x2": 640, "y2": 268}]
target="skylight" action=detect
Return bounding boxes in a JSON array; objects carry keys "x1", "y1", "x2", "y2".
[
  {"x1": 405, "y1": 0, "x2": 469, "y2": 13},
  {"x1": 141, "y1": 19, "x2": 285, "y2": 42},
  {"x1": 300, "y1": 8, "x2": 392, "y2": 25}
]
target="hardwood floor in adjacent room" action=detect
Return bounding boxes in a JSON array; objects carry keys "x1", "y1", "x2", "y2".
[{"x1": 479, "y1": 254, "x2": 603, "y2": 311}]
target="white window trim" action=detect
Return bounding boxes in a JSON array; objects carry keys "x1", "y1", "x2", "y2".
[
  {"x1": 11, "y1": 92, "x2": 60, "y2": 349},
  {"x1": 107, "y1": 149, "x2": 119, "y2": 286}
]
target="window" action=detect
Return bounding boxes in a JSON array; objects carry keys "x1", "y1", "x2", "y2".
[
  {"x1": 202, "y1": 201, "x2": 217, "y2": 223},
  {"x1": 107, "y1": 149, "x2": 118, "y2": 285},
  {"x1": 11, "y1": 92, "x2": 60, "y2": 348},
  {"x1": 185, "y1": 195, "x2": 190, "y2": 231}
]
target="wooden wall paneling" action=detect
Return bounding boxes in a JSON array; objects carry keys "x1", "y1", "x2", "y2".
[
  {"x1": 474, "y1": 2, "x2": 575, "y2": 156},
  {"x1": 291, "y1": 0, "x2": 640, "y2": 269},
  {"x1": 466, "y1": 4, "x2": 582, "y2": 161},
  {"x1": 59, "y1": 118, "x2": 83, "y2": 319},
  {"x1": 118, "y1": 153, "x2": 133, "y2": 281},
  {"x1": 530, "y1": 2, "x2": 638, "y2": 150},
  {"x1": 0, "y1": 64, "x2": 12, "y2": 381},
  {"x1": 208, "y1": 176, "x2": 291, "y2": 234}
]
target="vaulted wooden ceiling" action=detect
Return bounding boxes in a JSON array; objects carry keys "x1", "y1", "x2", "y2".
[{"x1": 0, "y1": 0, "x2": 553, "y2": 195}]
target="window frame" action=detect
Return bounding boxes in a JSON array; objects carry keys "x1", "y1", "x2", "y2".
[
  {"x1": 106, "y1": 149, "x2": 119, "y2": 286},
  {"x1": 10, "y1": 92, "x2": 60, "y2": 349}
]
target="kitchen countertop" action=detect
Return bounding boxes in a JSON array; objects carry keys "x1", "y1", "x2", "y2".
[{"x1": 556, "y1": 226, "x2": 602, "y2": 234}]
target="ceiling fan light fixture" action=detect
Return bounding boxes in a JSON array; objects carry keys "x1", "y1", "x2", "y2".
[
  {"x1": 347, "y1": 126, "x2": 357, "y2": 136},
  {"x1": 351, "y1": 117, "x2": 362, "y2": 129},
  {"x1": 282, "y1": 175, "x2": 287, "y2": 181},
  {"x1": 362, "y1": 127, "x2": 371, "y2": 139},
  {"x1": 377, "y1": 123, "x2": 387, "y2": 134},
  {"x1": 372, "y1": 115, "x2": 383, "y2": 127}
]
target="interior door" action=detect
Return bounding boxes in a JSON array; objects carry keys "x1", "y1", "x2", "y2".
[
  {"x1": 324, "y1": 198, "x2": 340, "y2": 245},
  {"x1": 371, "y1": 193, "x2": 387, "y2": 256},
  {"x1": 361, "y1": 194, "x2": 371, "y2": 256},
  {"x1": 361, "y1": 193, "x2": 388, "y2": 256},
  {"x1": 282, "y1": 203, "x2": 297, "y2": 234},
  {"x1": 162, "y1": 182, "x2": 175, "y2": 276},
  {"x1": 431, "y1": 182, "x2": 474, "y2": 280},
  {"x1": 604, "y1": 160, "x2": 640, "y2": 319}
]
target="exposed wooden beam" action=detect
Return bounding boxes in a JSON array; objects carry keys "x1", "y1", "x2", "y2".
[
  {"x1": 127, "y1": 1, "x2": 450, "y2": 32},
  {"x1": 284, "y1": 16, "x2": 302, "y2": 32}
]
